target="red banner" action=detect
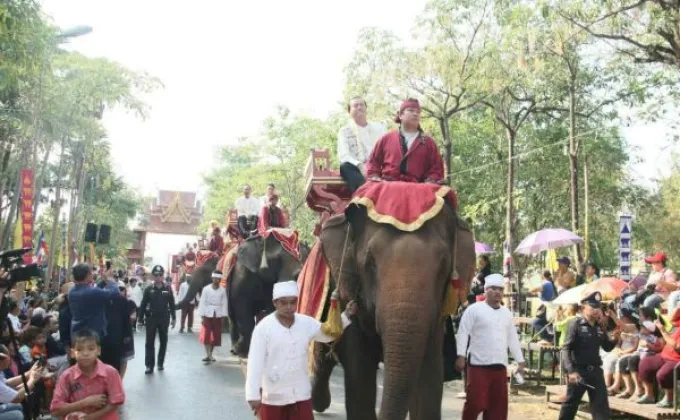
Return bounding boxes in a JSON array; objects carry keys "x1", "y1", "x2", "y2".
[{"x1": 20, "y1": 169, "x2": 34, "y2": 263}]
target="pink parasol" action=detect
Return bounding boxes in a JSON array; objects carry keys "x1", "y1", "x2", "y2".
[
  {"x1": 475, "y1": 242, "x2": 494, "y2": 255},
  {"x1": 583, "y1": 277, "x2": 628, "y2": 301},
  {"x1": 515, "y1": 228, "x2": 584, "y2": 255}
]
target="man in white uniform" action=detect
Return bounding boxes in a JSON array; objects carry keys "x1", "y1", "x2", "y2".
[
  {"x1": 337, "y1": 96, "x2": 386, "y2": 193},
  {"x1": 456, "y1": 274, "x2": 525, "y2": 420},
  {"x1": 245, "y1": 281, "x2": 356, "y2": 420},
  {"x1": 234, "y1": 184, "x2": 261, "y2": 238}
]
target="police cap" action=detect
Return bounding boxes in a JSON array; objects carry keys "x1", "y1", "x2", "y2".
[
  {"x1": 580, "y1": 291, "x2": 602, "y2": 308},
  {"x1": 151, "y1": 265, "x2": 164, "y2": 276}
]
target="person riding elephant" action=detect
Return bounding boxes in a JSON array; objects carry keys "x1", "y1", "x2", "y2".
[
  {"x1": 176, "y1": 235, "x2": 309, "y2": 358},
  {"x1": 309, "y1": 198, "x2": 475, "y2": 419}
]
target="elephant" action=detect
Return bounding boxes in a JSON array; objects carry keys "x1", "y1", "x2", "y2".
[
  {"x1": 310, "y1": 203, "x2": 475, "y2": 420},
  {"x1": 176, "y1": 235, "x2": 310, "y2": 358}
]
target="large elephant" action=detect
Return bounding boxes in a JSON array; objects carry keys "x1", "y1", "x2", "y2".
[
  {"x1": 177, "y1": 236, "x2": 310, "y2": 358},
  {"x1": 311, "y1": 204, "x2": 475, "y2": 420}
]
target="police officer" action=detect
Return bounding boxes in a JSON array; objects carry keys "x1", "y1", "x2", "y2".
[
  {"x1": 559, "y1": 291, "x2": 621, "y2": 420},
  {"x1": 139, "y1": 265, "x2": 176, "y2": 374}
]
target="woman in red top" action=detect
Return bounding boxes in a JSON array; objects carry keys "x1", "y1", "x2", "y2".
[
  {"x1": 637, "y1": 319, "x2": 677, "y2": 407},
  {"x1": 208, "y1": 227, "x2": 224, "y2": 255}
]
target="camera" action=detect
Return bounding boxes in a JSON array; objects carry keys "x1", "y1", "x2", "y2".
[{"x1": 0, "y1": 248, "x2": 41, "y2": 288}]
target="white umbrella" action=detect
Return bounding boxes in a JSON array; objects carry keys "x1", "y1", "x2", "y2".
[
  {"x1": 515, "y1": 228, "x2": 584, "y2": 255},
  {"x1": 548, "y1": 284, "x2": 587, "y2": 306}
]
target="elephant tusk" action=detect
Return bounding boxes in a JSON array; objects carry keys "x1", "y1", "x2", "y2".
[{"x1": 260, "y1": 238, "x2": 269, "y2": 270}]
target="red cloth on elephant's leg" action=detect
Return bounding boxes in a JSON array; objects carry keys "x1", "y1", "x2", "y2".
[
  {"x1": 462, "y1": 365, "x2": 508, "y2": 420},
  {"x1": 258, "y1": 399, "x2": 314, "y2": 420}
]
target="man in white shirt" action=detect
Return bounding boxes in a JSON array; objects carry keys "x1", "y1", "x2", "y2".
[
  {"x1": 198, "y1": 271, "x2": 228, "y2": 363},
  {"x1": 337, "y1": 97, "x2": 386, "y2": 193},
  {"x1": 245, "y1": 281, "x2": 356, "y2": 420},
  {"x1": 455, "y1": 274, "x2": 525, "y2": 420},
  {"x1": 234, "y1": 184, "x2": 261, "y2": 238}
]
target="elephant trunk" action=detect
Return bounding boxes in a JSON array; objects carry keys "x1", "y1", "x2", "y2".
[{"x1": 375, "y1": 237, "x2": 447, "y2": 420}]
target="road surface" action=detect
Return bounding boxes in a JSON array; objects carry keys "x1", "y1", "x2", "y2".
[{"x1": 119, "y1": 320, "x2": 467, "y2": 419}]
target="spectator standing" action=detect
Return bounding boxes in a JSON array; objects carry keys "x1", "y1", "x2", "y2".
[
  {"x1": 50, "y1": 329, "x2": 125, "y2": 420},
  {"x1": 68, "y1": 264, "x2": 119, "y2": 340},
  {"x1": 177, "y1": 277, "x2": 197, "y2": 333}
]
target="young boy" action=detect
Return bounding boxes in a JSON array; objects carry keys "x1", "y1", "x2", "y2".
[{"x1": 50, "y1": 329, "x2": 125, "y2": 420}]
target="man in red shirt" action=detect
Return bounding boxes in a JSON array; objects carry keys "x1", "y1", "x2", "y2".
[
  {"x1": 366, "y1": 98, "x2": 445, "y2": 184},
  {"x1": 258, "y1": 195, "x2": 287, "y2": 233}
]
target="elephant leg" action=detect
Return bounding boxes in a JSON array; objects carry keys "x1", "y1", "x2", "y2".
[
  {"x1": 229, "y1": 313, "x2": 240, "y2": 354},
  {"x1": 338, "y1": 324, "x2": 379, "y2": 420},
  {"x1": 233, "y1": 299, "x2": 256, "y2": 358},
  {"x1": 311, "y1": 341, "x2": 337, "y2": 413},
  {"x1": 408, "y1": 324, "x2": 444, "y2": 420}
]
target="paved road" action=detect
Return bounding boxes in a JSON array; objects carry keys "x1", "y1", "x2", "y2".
[{"x1": 120, "y1": 318, "x2": 465, "y2": 419}]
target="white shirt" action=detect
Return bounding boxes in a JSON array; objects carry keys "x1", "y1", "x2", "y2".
[
  {"x1": 235, "y1": 196, "x2": 261, "y2": 217},
  {"x1": 402, "y1": 130, "x2": 419, "y2": 149},
  {"x1": 198, "y1": 284, "x2": 228, "y2": 318},
  {"x1": 245, "y1": 312, "x2": 350, "y2": 405},
  {"x1": 131, "y1": 285, "x2": 143, "y2": 307},
  {"x1": 7, "y1": 314, "x2": 21, "y2": 333},
  {"x1": 337, "y1": 120, "x2": 386, "y2": 166},
  {"x1": 177, "y1": 282, "x2": 197, "y2": 306},
  {"x1": 0, "y1": 379, "x2": 18, "y2": 404},
  {"x1": 456, "y1": 302, "x2": 524, "y2": 367}
]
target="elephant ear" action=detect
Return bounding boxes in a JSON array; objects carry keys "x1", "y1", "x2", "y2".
[
  {"x1": 454, "y1": 216, "x2": 476, "y2": 293},
  {"x1": 237, "y1": 238, "x2": 264, "y2": 274}
]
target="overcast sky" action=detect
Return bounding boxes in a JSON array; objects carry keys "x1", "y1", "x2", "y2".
[{"x1": 41, "y1": 1, "x2": 674, "y2": 265}]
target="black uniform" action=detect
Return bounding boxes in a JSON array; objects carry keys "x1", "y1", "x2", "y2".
[
  {"x1": 139, "y1": 282, "x2": 176, "y2": 371},
  {"x1": 559, "y1": 292, "x2": 616, "y2": 420}
]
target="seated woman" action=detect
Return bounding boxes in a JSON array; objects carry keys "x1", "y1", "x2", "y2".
[
  {"x1": 258, "y1": 194, "x2": 288, "y2": 233},
  {"x1": 531, "y1": 304, "x2": 554, "y2": 345},
  {"x1": 615, "y1": 320, "x2": 664, "y2": 400},
  {"x1": 637, "y1": 318, "x2": 680, "y2": 407},
  {"x1": 603, "y1": 307, "x2": 638, "y2": 393}
]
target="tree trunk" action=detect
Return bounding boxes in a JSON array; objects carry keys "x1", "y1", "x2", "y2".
[
  {"x1": 505, "y1": 127, "x2": 516, "y2": 309},
  {"x1": 568, "y1": 81, "x2": 583, "y2": 265},
  {"x1": 33, "y1": 142, "x2": 54, "y2": 222},
  {"x1": 583, "y1": 154, "x2": 589, "y2": 261},
  {"x1": 439, "y1": 117, "x2": 453, "y2": 186},
  {"x1": 46, "y1": 137, "x2": 68, "y2": 288}
]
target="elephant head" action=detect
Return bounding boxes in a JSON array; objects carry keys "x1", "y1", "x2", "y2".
[
  {"x1": 319, "y1": 202, "x2": 475, "y2": 419},
  {"x1": 176, "y1": 256, "x2": 220, "y2": 308},
  {"x1": 236, "y1": 235, "x2": 309, "y2": 283}
]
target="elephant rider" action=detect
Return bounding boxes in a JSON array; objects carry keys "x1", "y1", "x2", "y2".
[
  {"x1": 235, "y1": 184, "x2": 260, "y2": 239},
  {"x1": 365, "y1": 98, "x2": 445, "y2": 184},
  {"x1": 337, "y1": 96, "x2": 387, "y2": 193},
  {"x1": 245, "y1": 281, "x2": 357, "y2": 420},
  {"x1": 260, "y1": 183, "x2": 282, "y2": 209},
  {"x1": 139, "y1": 265, "x2": 176, "y2": 374},
  {"x1": 257, "y1": 194, "x2": 288, "y2": 233},
  {"x1": 208, "y1": 226, "x2": 225, "y2": 255}
]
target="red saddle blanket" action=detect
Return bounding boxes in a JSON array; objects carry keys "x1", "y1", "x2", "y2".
[
  {"x1": 217, "y1": 242, "x2": 239, "y2": 288},
  {"x1": 350, "y1": 181, "x2": 457, "y2": 232},
  {"x1": 262, "y1": 228, "x2": 301, "y2": 260},
  {"x1": 296, "y1": 241, "x2": 330, "y2": 320}
]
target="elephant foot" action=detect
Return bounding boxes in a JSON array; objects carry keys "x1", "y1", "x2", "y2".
[{"x1": 311, "y1": 376, "x2": 332, "y2": 413}]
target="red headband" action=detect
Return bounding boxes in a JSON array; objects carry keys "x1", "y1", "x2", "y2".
[{"x1": 394, "y1": 99, "x2": 421, "y2": 123}]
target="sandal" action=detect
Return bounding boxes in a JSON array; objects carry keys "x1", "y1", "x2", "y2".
[
  {"x1": 210, "y1": 357, "x2": 216, "y2": 362},
  {"x1": 201, "y1": 357, "x2": 211, "y2": 362},
  {"x1": 616, "y1": 391, "x2": 633, "y2": 399},
  {"x1": 657, "y1": 398, "x2": 672, "y2": 409},
  {"x1": 607, "y1": 389, "x2": 618, "y2": 396},
  {"x1": 637, "y1": 396, "x2": 656, "y2": 404}
]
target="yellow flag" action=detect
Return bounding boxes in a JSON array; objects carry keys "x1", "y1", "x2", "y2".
[{"x1": 12, "y1": 219, "x2": 22, "y2": 249}]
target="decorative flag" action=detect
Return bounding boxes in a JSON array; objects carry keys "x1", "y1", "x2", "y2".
[{"x1": 19, "y1": 169, "x2": 35, "y2": 263}]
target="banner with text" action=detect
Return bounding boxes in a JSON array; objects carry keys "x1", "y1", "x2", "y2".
[
  {"x1": 20, "y1": 169, "x2": 34, "y2": 263},
  {"x1": 619, "y1": 214, "x2": 632, "y2": 281}
]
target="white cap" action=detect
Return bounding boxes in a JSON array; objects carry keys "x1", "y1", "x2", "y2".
[
  {"x1": 118, "y1": 281, "x2": 126, "y2": 288},
  {"x1": 273, "y1": 281, "x2": 298, "y2": 300},
  {"x1": 484, "y1": 274, "x2": 505, "y2": 289}
]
